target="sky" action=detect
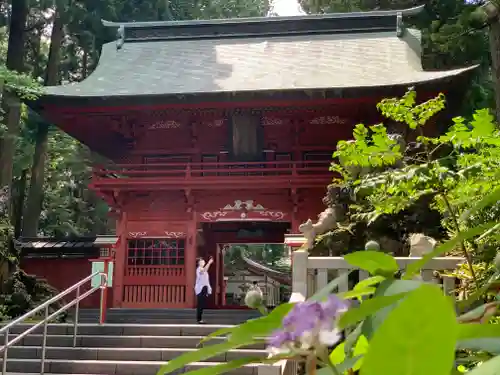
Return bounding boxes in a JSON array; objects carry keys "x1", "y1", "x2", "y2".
[
  {"x1": 43, "y1": 0, "x2": 308, "y2": 45},
  {"x1": 267, "y1": 0, "x2": 307, "y2": 16}
]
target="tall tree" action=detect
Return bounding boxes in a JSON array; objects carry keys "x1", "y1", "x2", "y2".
[
  {"x1": 22, "y1": 3, "x2": 65, "y2": 236},
  {"x1": 0, "y1": 0, "x2": 29, "y2": 191},
  {"x1": 472, "y1": 1, "x2": 500, "y2": 120}
]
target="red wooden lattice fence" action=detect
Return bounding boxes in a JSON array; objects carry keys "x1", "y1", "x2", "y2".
[{"x1": 122, "y1": 238, "x2": 187, "y2": 307}]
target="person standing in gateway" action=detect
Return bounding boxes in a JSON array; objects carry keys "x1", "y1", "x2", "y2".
[{"x1": 195, "y1": 256, "x2": 213, "y2": 324}]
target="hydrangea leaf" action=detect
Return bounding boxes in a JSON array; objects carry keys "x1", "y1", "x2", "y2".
[
  {"x1": 344, "y1": 251, "x2": 399, "y2": 276},
  {"x1": 354, "y1": 276, "x2": 386, "y2": 291},
  {"x1": 162, "y1": 356, "x2": 263, "y2": 375},
  {"x1": 329, "y1": 341, "x2": 347, "y2": 365},
  {"x1": 338, "y1": 292, "x2": 409, "y2": 330},
  {"x1": 339, "y1": 287, "x2": 376, "y2": 300},
  {"x1": 330, "y1": 335, "x2": 368, "y2": 373},
  {"x1": 156, "y1": 341, "x2": 256, "y2": 375},
  {"x1": 198, "y1": 303, "x2": 293, "y2": 345},
  {"x1": 361, "y1": 279, "x2": 425, "y2": 339},
  {"x1": 360, "y1": 284, "x2": 457, "y2": 375},
  {"x1": 226, "y1": 302, "x2": 294, "y2": 342}
]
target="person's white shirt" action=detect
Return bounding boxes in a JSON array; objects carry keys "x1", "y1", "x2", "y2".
[
  {"x1": 250, "y1": 283, "x2": 263, "y2": 296},
  {"x1": 195, "y1": 259, "x2": 212, "y2": 295}
]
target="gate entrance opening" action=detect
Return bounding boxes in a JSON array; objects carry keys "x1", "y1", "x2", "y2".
[
  {"x1": 198, "y1": 221, "x2": 291, "y2": 308},
  {"x1": 221, "y1": 243, "x2": 290, "y2": 308}
]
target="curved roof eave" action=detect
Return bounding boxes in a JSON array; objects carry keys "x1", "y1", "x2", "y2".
[{"x1": 37, "y1": 64, "x2": 478, "y2": 101}]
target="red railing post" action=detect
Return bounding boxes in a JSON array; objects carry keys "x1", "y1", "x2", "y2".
[{"x1": 100, "y1": 258, "x2": 109, "y2": 324}]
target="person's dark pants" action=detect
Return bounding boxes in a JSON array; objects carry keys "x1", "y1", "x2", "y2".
[{"x1": 196, "y1": 292, "x2": 206, "y2": 322}]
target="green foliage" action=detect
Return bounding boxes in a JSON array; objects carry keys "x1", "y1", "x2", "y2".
[
  {"x1": 333, "y1": 89, "x2": 500, "y2": 239},
  {"x1": 0, "y1": 65, "x2": 41, "y2": 99},
  {"x1": 343, "y1": 251, "x2": 399, "y2": 276},
  {"x1": 0, "y1": 270, "x2": 66, "y2": 322},
  {"x1": 361, "y1": 284, "x2": 458, "y2": 375},
  {"x1": 329, "y1": 334, "x2": 368, "y2": 371},
  {"x1": 38, "y1": 130, "x2": 111, "y2": 236}
]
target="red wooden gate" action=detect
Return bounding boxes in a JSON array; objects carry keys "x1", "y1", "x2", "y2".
[{"x1": 122, "y1": 238, "x2": 187, "y2": 307}]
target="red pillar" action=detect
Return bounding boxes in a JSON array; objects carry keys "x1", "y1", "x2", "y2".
[
  {"x1": 291, "y1": 209, "x2": 301, "y2": 233},
  {"x1": 185, "y1": 215, "x2": 197, "y2": 307},
  {"x1": 100, "y1": 257, "x2": 109, "y2": 323},
  {"x1": 113, "y1": 211, "x2": 127, "y2": 308}
]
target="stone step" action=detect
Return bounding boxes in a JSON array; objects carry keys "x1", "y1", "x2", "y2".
[
  {"x1": 2, "y1": 323, "x2": 233, "y2": 336},
  {"x1": 71, "y1": 308, "x2": 261, "y2": 324},
  {"x1": 0, "y1": 373, "x2": 113, "y2": 375},
  {"x1": 71, "y1": 317, "x2": 252, "y2": 325},
  {"x1": 9, "y1": 334, "x2": 265, "y2": 349},
  {"x1": 7, "y1": 346, "x2": 267, "y2": 362},
  {"x1": 75, "y1": 309, "x2": 260, "y2": 317},
  {"x1": 104, "y1": 318, "x2": 251, "y2": 325},
  {"x1": 101, "y1": 308, "x2": 259, "y2": 315},
  {"x1": 0, "y1": 358, "x2": 263, "y2": 375}
]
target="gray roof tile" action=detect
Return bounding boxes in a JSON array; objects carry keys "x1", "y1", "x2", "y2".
[{"x1": 45, "y1": 30, "x2": 475, "y2": 98}]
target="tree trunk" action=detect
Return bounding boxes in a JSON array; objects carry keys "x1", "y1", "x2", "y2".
[
  {"x1": 22, "y1": 8, "x2": 64, "y2": 237},
  {"x1": 490, "y1": 20, "x2": 500, "y2": 121},
  {"x1": 479, "y1": 1, "x2": 500, "y2": 121},
  {"x1": 0, "y1": 0, "x2": 29, "y2": 190},
  {"x1": 12, "y1": 169, "x2": 28, "y2": 239}
]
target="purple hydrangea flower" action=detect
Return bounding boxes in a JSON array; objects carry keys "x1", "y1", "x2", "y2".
[{"x1": 267, "y1": 295, "x2": 348, "y2": 355}]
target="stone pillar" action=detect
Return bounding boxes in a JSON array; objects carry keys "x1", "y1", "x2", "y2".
[
  {"x1": 284, "y1": 233, "x2": 307, "y2": 255},
  {"x1": 286, "y1": 234, "x2": 308, "y2": 298}
]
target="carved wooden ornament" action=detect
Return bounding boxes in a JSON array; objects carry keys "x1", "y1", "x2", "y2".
[{"x1": 200, "y1": 199, "x2": 287, "y2": 222}]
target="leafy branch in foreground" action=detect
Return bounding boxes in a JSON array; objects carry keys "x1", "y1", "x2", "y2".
[{"x1": 332, "y1": 89, "x2": 500, "y2": 289}]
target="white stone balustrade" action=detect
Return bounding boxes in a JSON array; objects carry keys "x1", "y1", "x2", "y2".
[{"x1": 292, "y1": 250, "x2": 465, "y2": 299}]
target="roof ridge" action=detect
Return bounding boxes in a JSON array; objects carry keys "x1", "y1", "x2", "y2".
[
  {"x1": 101, "y1": 6, "x2": 424, "y2": 42},
  {"x1": 102, "y1": 6, "x2": 423, "y2": 28}
]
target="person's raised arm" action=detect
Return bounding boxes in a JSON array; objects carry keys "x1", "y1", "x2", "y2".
[{"x1": 203, "y1": 257, "x2": 214, "y2": 272}]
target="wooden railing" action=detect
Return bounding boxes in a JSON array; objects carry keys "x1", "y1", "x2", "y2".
[
  {"x1": 93, "y1": 160, "x2": 332, "y2": 180},
  {"x1": 257, "y1": 251, "x2": 465, "y2": 375}
]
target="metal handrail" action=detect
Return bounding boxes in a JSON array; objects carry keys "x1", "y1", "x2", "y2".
[{"x1": 0, "y1": 270, "x2": 108, "y2": 375}]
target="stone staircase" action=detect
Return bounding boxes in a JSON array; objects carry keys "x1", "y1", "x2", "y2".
[{"x1": 0, "y1": 309, "x2": 270, "y2": 375}]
